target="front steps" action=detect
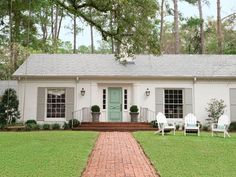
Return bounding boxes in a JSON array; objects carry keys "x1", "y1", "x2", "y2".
[{"x1": 72, "y1": 122, "x2": 158, "y2": 131}]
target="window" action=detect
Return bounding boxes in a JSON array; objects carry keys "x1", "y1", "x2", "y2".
[
  {"x1": 47, "y1": 89, "x2": 66, "y2": 118},
  {"x1": 164, "y1": 89, "x2": 183, "y2": 118},
  {"x1": 103, "y1": 89, "x2": 106, "y2": 109},
  {"x1": 124, "y1": 89, "x2": 127, "y2": 110}
]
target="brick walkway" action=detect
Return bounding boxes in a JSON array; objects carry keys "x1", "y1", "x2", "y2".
[{"x1": 82, "y1": 132, "x2": 159, "y2": 177}]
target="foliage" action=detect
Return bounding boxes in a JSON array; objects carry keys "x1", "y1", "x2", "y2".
[
  {"x1": 42, "y1": 124, "x2": 51, "y2": 130},
  {"x1": 150, "y1": 120, "x2": 158, "y2": 128},
  {"x1": 25, "y1": 120, "x2": 37, "y2": 125},
  {"x1": 134, "y1": 132, "x2": 236, "y2": 177},
  {"x1": 130, "y1": 105, "x2": 139, "y2": 113},
  {"x1": 0, "y1": 88, "x2": 20, "y2": 125},
  {"x1": 229, "y1": 122, "x2": 236, "y2": 132},
  {"x1": 55, "y1": 0, "x2": 160, "y2": 56},
  {"x1": 25, "y1": 123, "x2": 40, "y2": 131},
  {"x1": 91, "y1": 105, "x2": 100, "y2": 113},
  {"x1": 175, "y1": 124, "x2": 180, "y2": 130},
  {"x1": 68, "y1": 119, "x2": 80, "y2": 128},
  {"x1": 205, "y1": 99, "x2": 226, "y2": 122},
  {"x1": 63, "y1": 122, "x2": 70, "y2": 130},
  {"x1": 0, "y1": 132, "x2": 98, "y2": 177},
  {"x1": 52, "y1": 123, "x2": 61, "y2": 130}
]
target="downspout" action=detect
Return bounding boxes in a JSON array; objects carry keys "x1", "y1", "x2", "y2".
[{"x1": 193, "y1": 76, "x2": 197, "y2": 114}]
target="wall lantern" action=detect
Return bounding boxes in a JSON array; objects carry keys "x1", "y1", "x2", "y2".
[
  {"x1": 81, "y1": 88, "x2": 85, "y2": 96},
  {"x1": 145, "y1": 88, "x2": 150, "y2": 96}
]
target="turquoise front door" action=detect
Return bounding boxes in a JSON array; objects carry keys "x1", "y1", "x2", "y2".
[{"x1": 108, "y1": 88, "x2": 122, "y2": 122}]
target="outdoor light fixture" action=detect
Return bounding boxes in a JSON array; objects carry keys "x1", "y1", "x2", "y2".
[
  {"x1": 145, "y1": 88, "x2": 150, "y2": 96},
  {"x1": 81, "y1": 88, "x2": 85, "y2": 96}
]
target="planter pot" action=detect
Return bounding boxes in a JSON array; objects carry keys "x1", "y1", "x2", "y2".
[
  {"x1": 91, "y1": 112, "x2": 100, "y2": 122},
  {"x1": 130, "y1": 112, "x2": 139, "y2": 122}
]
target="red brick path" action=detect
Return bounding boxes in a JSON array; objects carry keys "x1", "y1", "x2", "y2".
[{"x1": 82, "y1": 132, "x2": 159, "y2": 177}]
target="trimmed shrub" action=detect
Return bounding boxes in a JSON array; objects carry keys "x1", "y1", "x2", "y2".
[
  {"x1": 25, "y1": 123, "x2": 40, "y2": 131},
  {"x1": 91, "y1": 105, "x2": 100, "y2": 113},
  {"x1": 68, "y1": 119, "x2": 80, "y2": 128},
  {"x1": 150, "y1": 120, "x2": 158, "y2": 128},
  {"x1": 42, "y1": 124, "x2": 51, "y2": 130},
  {"x1": 63, "y1": 122, "x2": 70, "y2": 130},
  {"x1": 202, "y1": 125, "x2": 210, "y2": 131},
  {"x1": 25, "y1": 120, "x2": 37, "y2": 125},
  {"x1": 229, "y1": 122, "x2": 236, "y2": 132},
  {"x1": 130, "y1": 105, "x2": 139, "y2": 113},
  {"x1": 176, "y1": 124, "x2": 180, "y2": 130},
  {"x1": 52, "y1": 123, "x2": 60, "y2": 130}
]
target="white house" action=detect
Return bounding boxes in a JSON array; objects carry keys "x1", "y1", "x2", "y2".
[{"x1": 13, "y1": 54, "x2": 236, "y2": 125}]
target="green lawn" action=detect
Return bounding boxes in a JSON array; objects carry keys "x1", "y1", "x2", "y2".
[
  {"x1": 134, "y1": 131, "x2": 236, "y2": 177},
  {"x1": 0, "y1": 131, "x2": 98, "y2": 177}
]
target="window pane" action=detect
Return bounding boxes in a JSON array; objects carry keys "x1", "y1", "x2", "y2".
[
  {"x1": 46, "y1": 89, "x2": 66, "y2": 118},
  {"x1": 164, "y1": 89, "x2": 183, "y2": 118}
]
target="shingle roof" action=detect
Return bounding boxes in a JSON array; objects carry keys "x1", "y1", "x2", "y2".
[{"x1": 13, "y1": 54, "x2": 236, "y2": 78}]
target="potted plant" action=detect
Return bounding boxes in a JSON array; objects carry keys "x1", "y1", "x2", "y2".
[
  {"x1": 130, "y1": 105, "x2": 139, "y2": 122},
  {"x1": 91, "y1": 105, "x2": 100, "y2": 122}
]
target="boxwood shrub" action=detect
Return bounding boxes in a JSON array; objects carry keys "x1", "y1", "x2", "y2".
[
  {"x1": 42, "y1": 124, "x2": 51, "y2": 130},
  {"x1": 25, "y1": 120, "x2": 37, "y2": 125},
  {"x1": 229, "y1": 122, "x2": 236, "y2": 132},
  {"x1": 52, "y1": 123, "x2": 61, "y2": 130},
  {"x1": 68, "y1": 119, "x2": 80, "y2": 128}
]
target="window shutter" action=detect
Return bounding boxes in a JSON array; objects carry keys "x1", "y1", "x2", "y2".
[
  {"x1": 37, "y1": 87, "x2": 46, "y2": 121},
  {"x1": 230, "y1": 88, "x2": 236, "y2": 121},
  {"x1": 155, "y1": 88, "x2": 164, "y2": 114},
  {"x1": 184, "y1": 88, "x2": 193, "y2": 116},
  {"x1": 65, "y1": 87, "x2": 75, "y2": 121}
]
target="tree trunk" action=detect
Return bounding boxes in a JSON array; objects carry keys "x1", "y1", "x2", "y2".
[
  {"x1": 198, "y1": 0, "x2": 204, "y2": 54},
  {"x1": 90, "y1": 8, "x2": 94, "y2": 54},
  {"x1": 90, "y1": 24, "x2": 94, "y2": 53},
  {"x1": 54, "y1": 4, "x2": 58, "y2": 53},
  {"x1": 217, "y1": 0, "x2": 223, "y2": 54},
  {"x1": 8, "y1": 0, "x2": 13, "y2": 67},
  {"x1": 73, "y1": 15, "x2": 76, "y2": 54},
  {"x1": 173, "y1": 0, "x2": 179, "y2": 54},
  {"x1": 160, "y1": 0, "x2": 165, "y2": 52}
]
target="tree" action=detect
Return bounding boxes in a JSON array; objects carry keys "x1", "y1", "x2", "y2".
[
  {"x1": 0, "y1": 88, "x2": 20, "y2": 127},
  {"x1": 217, "y1": 0, "x2": 223, "y2": 54},
  {"x1": 173, "y1": 0, "x2": 180, "y2": 54},
  {"x1": 197, "y1": 0, "x2": 204, "y2": 54},
  {"x1": 55, "y1": 0, "x2": 160, "y2": 56}
]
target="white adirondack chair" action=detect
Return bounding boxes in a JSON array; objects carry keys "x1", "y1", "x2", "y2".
[
  {"x1": 212, "y1": 115, "x2": 231, "y2": 138},
  {"x1": 184, "y1": 113, "x2": 200, "y2": 136},
  {"x1": 155, "y1": 112, "x2": 176, "y2": 136}
]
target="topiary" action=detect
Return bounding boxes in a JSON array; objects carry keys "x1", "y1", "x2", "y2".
[
  {"x1": 91, "y1": 105, "x2": 100, "y2": 113},
  {"x1": 130, "y1": 105, "x2": 139, "y2": 113},
  {"x1": 25, "y1": 120, "x2": 37, "y2": 125},
  {"x1": 68, "y1": 119, "x2": 80, "y2": 128}
]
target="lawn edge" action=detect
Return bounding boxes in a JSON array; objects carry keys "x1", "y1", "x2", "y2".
[
  {"x1": 132, "y1": 131, "x2": 161, "y2": 177},
  {"x1": 80, "y1": 132, "x2": 100, "y2": 177}
]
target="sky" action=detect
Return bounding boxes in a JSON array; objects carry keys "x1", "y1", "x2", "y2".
[{"x1": 59, "y1": 0, "x2": 236, "y2": 48}]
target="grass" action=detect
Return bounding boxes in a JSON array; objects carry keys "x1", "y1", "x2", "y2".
[
  {"x1": 0, "y1": 131, "x2": 98, "y2": 177},
  {"x1": 133, "y1": 131, "x2": 236, "y2": 177}
]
